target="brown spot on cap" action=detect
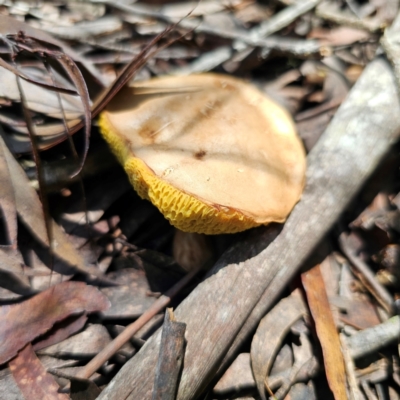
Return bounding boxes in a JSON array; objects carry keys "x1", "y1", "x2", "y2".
[{"x1": 194, "y1": 150, "x2": 206, "y2": 160}]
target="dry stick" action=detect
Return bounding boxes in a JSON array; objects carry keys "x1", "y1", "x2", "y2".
[
  {"x1": 248, "y1": 0, "x2": 322, "y2": 40},
  {"x1": 97, "y1": 57, "x2": 400, "y2": 400},
  {"x1": 346, "y1": 316, "x2": 400, "y2": 360},
  {"x1": 76, "y1": 265, "x2": 200, "y2": 380},
  {"x1": 315, "y1": 2, "x2": 384, "y2": 32},
  {"x1": 232, "y1": 0, "x2": 322, "y2": 68},
  {"x1": 340, "y1": 333, "x2": 363, "y2": 400},
  {"x1": 339, "y1": 233, "x2": 394, "y2": 314}
]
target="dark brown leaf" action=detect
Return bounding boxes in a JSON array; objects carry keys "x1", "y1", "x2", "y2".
[{"x1": 0, "y1": 281, "x2": 110, "y2": 364}]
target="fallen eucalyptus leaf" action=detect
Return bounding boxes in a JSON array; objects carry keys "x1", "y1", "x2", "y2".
[{"x1": 0, "y1": 281, "x2": 110, "y2": 364}]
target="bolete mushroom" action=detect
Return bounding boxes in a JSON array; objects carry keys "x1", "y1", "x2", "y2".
[{"x1": 99, "y1": 73, "x2": 306, "y2": 234}]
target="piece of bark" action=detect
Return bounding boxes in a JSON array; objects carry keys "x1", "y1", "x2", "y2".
[
  {"x1": 152, "y1": 309, "x2": 186, "y2": 400},
  {"x1": 97, "y1": 57, "x2": 400, "y2": 400}
]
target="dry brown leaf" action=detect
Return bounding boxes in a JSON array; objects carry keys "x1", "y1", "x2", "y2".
[
  {"x1": 2, "y1": 138, "x2": 102, "y2": 277},
  {"x1": 0, "y1": 134, "x2": 17, "y2": 247},
  {"x1": 0, "y1": 248, "x2": 32, "y2": 295},
  {"x1": 213, "y1": 353, "x2": 256, "y2": 396},
  {"x1": 32, "y1": 314, "x2": 88, "y2": 352},
  {"x1": 37, "y1": 324, "x2": 112, "y2": 358},
  {"x1": 339, "y1": 298, "x2": 381, "y2": 330},
  {"x1": 301, "y1": 264, "x2": 347, "y2": 400},
  {"x1": 250, "y1": 289, "x2": 308, "y2": 400},
  {"x1": 9, "y1": 343, "x2": 69, "y2": 400},
  {"x1": 0, "y1": 281, "x2": 110, "y2": 364}
]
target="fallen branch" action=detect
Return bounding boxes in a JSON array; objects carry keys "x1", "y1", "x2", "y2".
[{"x1": 98, "y1": 57, "x2": 400, "y2": 400}]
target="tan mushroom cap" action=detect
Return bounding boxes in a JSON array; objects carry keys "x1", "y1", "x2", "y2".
[{"x1": 99, "y1": 73, "x2": 306, "y2": 234}]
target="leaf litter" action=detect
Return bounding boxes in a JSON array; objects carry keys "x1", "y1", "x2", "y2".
[
  {"x1": 0, "y1": 281, "x2": 110, "y2": 364},
  {"x1": 1, "y1": 1, "x2": 400, "y2": 399}
]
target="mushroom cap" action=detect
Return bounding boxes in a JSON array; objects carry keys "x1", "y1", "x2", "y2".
[{"x1": 99, "y1": 73, "x2": 306, "y2": 234}]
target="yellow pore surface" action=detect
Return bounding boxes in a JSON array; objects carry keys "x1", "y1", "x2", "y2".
[{"x1": 99, "y1": 74, "x2": 306, "y2": 234}]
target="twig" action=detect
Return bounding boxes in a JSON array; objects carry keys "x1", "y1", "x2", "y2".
[
  {"x1": 109, "y1": 0, "x2": 324, "y2": 58},
  {"x1": 339, "y1": 233, "x2": 394, "y2": 314},
  {"x1": 340, "y1": 333, "x2": 363, "y2": 400},
  {"x1": 346, "y1": 316, "x2": 400, "y2": 359},
  {"x1": 316, "y1": 2, "x2": 385, "y2": 32},
  {"x1": 249, "y1": 0, "x2": 322, "y2": 40}
]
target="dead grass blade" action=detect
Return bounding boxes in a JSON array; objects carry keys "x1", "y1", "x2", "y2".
[
  {"x1": 91, "y1": 24, "x2": 177, "y2": 117},
  {"x1": 7, "y1": 32, "x2": 91, "y2": 177},
  {"x1": 302, "y1": 264, "x2": 347, "y2": 400},
  {"x1": 0, "y1": 281, "x2": 110, "y2": 365},
  {"x1": 46, "y1": 51, "x2": 91, "y2": 177},
  {"x1": 9, "y1": 343, "x2": 69, "y2": 400}
]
